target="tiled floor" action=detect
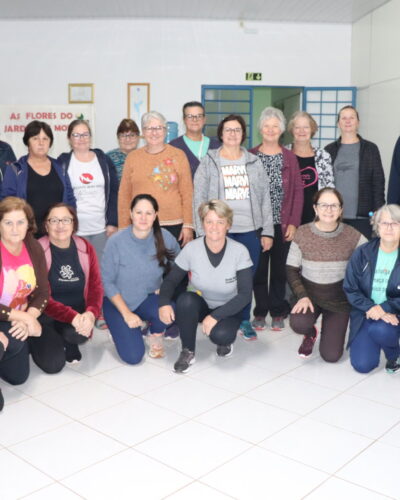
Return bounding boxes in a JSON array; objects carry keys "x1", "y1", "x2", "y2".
[{"x1": 1, "y1": 321, "x2": 400, "y2": 499}]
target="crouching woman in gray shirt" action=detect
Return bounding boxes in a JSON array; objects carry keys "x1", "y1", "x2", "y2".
[{"x1": 159, "y1": 200, "x2": 253, "y2": 373}]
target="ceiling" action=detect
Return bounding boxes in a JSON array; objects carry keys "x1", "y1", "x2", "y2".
[{"x1": 0, "y1": 0, "x2": 390, "y2": 23}]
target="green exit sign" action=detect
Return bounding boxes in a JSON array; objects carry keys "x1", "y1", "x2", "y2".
[{"x1": 246, "y1": 73, "x2": 262, "y2": 81}]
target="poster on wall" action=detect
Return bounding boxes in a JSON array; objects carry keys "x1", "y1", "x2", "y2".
[
  {"x1": 0, "y1": 105, "x2": 95, "y2": 159},
  {"x1": 127, "y1": 83, "x2": 150, "y2": 128}
]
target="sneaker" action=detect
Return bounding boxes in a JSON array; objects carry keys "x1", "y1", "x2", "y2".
[
  {"x1": 174, "y1": 348, "x2": 195, "y2": 373},
  {"x1": 298, "y1": 327, "x2": 318, "y2": 358},
  {"x1": 148, "y1": 335, "x2": 165, "y2": 358},
  {"x1": 217, "y1": 344, "x2": 233, "y2": 357},
  {"x1": 164, "y1": 323, "x2": 180, "y2": 340},
  {"x1": 385, "y1": 358, "x2": 400, "y2": 374},
  {"x1": 65, "y1": 344, "x2": 82, "y2": 364},
  {"x1": 95, "y1": 315, "x2": 108, "y2": 330},
  {"x1": 0, "y1": 388, "x2": 4, "y2": 412},
  {"x1": 251, "y1": 316, "x2": 266, "y2": 331},
  {"x1": 141, "y1": 321, "x2": 150, "y2": 336},
  {"x1": 239, "y1": 320, "x2": 257, "y2": 341},
  {"x1": 271, "y1": 316, "x2": 285, "y2": 331}
]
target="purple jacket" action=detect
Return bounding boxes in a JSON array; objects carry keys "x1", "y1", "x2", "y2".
[{"x1": 250, "y1": 145, "x2": 303, "y2": 233}]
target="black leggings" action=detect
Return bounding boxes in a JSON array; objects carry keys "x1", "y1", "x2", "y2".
[
  {"x1": 0, "y1": 321, "x2": 29, "y2": 385},
  {"x1": 176, "y1": 292, "x2": 240, "y2": 352},
  {"x1": 29, "y1": 315, "x2": 88, "y2": 374},
  {"x1": 253, "y1": 224, "x2": 291, "y2": 318}
]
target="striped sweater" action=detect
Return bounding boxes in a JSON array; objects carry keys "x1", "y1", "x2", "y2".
[{"x1": 286, "y1": 222, "x2": 366, "y2": 312}]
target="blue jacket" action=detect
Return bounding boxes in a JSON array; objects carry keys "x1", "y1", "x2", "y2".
[
  {"x1": 169, "y1": 135, "x2": 220, "y2": 178},
  {"x1": 1, "y1": 154, "x2": 76, "y2": 208},
  {"x1": 344, "y1": 238, "x2": 400, "y2": 347},
  {"x1": 58, "y1": 149, "x2": 118, "y2": 227}
]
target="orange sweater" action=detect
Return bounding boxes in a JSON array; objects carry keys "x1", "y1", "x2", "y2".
[{"x1": 118, "y1": 144, "x2": 194, "y2": 229}]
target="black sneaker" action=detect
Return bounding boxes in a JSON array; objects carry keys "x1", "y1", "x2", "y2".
[
  {"x1": 174, "y1": 348, "x2": 195, "y2": 373},
  {"x1": 65, "y1": 343, "x2": 82, "y2": 364},
  {"x1": 385, "y1": 358, "x2": 400, "y2": 374},
  {"x1": 0, "y1": 388, "x2": 4, "y2": 412},
  {"x1": 217, "y1": 344, "x2": 233, "y2": 357}
]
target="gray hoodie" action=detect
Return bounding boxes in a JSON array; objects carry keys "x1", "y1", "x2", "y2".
[{"x1": 193, "y1": 147, "x2": 274, "y2": 237}]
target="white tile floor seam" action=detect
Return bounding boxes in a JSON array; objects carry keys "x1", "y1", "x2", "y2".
[{"x1": 1, "y1": 323, "x2": 400, "y2": 499}]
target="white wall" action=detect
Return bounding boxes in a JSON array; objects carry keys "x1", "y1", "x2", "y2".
[
  {"x1": 0, "y1": 18, "x2": 351, "y2": 153},
  {"x1": 352, "y1": 0, "x2": 400, "y2": 182}
]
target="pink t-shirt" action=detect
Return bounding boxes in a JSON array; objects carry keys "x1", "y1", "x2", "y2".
[{"x1": 0, "y1": 242, "x2": 36, "y2": 310}]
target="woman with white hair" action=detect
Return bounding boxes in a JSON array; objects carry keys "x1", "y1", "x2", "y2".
[
  {"x1": 118, "y1": 111, "x2": 193, "y2": 246},
  {"x1": 250, "y1": 106, "x2": 303, "y2": 332},
  {"x1": 286, "y1": 110, "x2": 334, "y2": 224},
  {"x1": 344, "y1": 204, "x2": 400, "y2": 374}
]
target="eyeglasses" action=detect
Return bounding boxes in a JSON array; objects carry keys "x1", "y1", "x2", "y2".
[
  {"x1": 71, "y1": 132, "x2": 90, "y2": 139},
  {"x1": 316, "y1": 203, "x2": 341, "y2": 211},
  {"x1": 293, "y1": 126, "x2": 311, "y2": 131},
  {"x1": 378, "y1": 221, "x2": 400, "y2": 229},
  {"x1": 118, "y1": 133, "x2": 138, "y2": 139},
  {"x1": 184, "y1": 114, "x2": 205, "y2": 121},
  {"x1": 47, "y1": 217, "x2": 73, "y2": 226},
  {"x1": 143, "y1": 126, "x2": 165, "y2": 132},
  {"x1": 223, "y1": 127, "x2": 242, "y2": 134}
]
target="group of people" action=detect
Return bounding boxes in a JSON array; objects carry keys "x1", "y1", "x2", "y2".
[{"x1": 0, "y1": 99, "x2": 399, "y2": 412}]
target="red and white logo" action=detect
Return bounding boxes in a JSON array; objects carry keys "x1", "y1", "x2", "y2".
[{"x1": 79, "y1": 173, "x2": 93, "y2": 184}]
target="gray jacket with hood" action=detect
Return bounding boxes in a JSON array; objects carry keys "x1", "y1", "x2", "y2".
[{"x1": 193, "y1": 147, "x2": 274, "y2": 237}]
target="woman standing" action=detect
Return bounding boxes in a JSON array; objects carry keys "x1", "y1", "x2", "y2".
[
  {"x1": 344, "y1": 204, "x2": 400, "y2": 374},
  {"x1": 102, "y1": 194, "x2": 180, "y2": 363},
  {"x1": 0, "y1": 197, "x2": 48, "y2": 411},
  {"x1": 193, "y1": 114, "x2": 274, "y2": 340},
  {"x1": 286, "y1": 110, "x2": 334, "y2": 224},
  {"x1": 159, "y1": 200, "x2": 253, "y2": 373},
  {"x1": 58, "y1": 119, "x2": 118, "y2": 260},
  {"x1": 287, "y1": 188, "x2": 366, "y2": 360},
  {"x1": 1, "y1": 121, "x2": 76, "y2": 237},
  {"x1": 118, "y1": 111, "x2": 194, "y2": 246},
  {"x1": 107, "y1": 118, "x2": 140, "y2": 182},
  {"x1": 250, "y1": 107, "x2": 303, "y2": 332},
  {"x1": 29, "y1": 203, "x2": 103, "y2": 372},
  {"x1": 325, "y1": 105, "x2": 385, "y2": 239}
]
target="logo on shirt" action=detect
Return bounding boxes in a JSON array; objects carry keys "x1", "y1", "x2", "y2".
[
  {"x1": 60, "y1": 265, "x2": 74, "y2": 280},
  {"x1": 79, "y1": 173, "x2": 94, "y2": 184},
  {"x1": 221, "y1": 165, "x2": 249, "y2": 200},
  {"x1": 300, "y1": 166, "x2": 318, "y2": 189}
]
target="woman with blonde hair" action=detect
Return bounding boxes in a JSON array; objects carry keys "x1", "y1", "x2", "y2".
[
  {"x1": 159, "y1": 199, "x2": 253, "y2": 373},
  {"x1": 287, "y1": 110, "x2": 334, "y2": 224}
]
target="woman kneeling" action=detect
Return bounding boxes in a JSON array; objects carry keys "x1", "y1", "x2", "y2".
[
  {"x1": 29, "y1": 204, "x2": 103, "y2": 372},
  {"x1": 102, "y1": 194, "x2": 180, "y2": 364},
  {"x1": 344, "y1": 204, "x2": 400, "y2": 373},
  {"x1": 287, "y1": 188, "x2": 366, "y2": 361},
  {"x1": 159, "y1": 200, "x2": 253, "y2": 373}
]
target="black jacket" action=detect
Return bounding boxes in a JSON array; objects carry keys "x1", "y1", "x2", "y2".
[
  {"x1": 387, "y1": 136, "x2": 400, "y2": 204},
  {"x1": 325, "y1": 135, "x2": 385, "y2": 217}
]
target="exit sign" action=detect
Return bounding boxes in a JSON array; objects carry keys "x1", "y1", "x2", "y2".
[{"x1": 246, "y1": 73, "x2": 262, "y2": 81}]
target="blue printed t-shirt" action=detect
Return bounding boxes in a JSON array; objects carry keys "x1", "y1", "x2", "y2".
[
  {"x1": 371, "y1": 248, "x2": 398, "y2": 305},
  {"x1": 0, "y1": 242, "x2": 36, "y2": 310}
]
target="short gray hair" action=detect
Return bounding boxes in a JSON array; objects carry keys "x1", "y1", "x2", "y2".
[
  {"x1": 141, "y1": 111, "x2": 167, "y2": 132},
  {"x1": 198, "y1": 199, "x2": 233, "y2": 227},
  {"x1": 372, "y1": 204, "x2": 400, "y2": 234},
  {"x1": 258, "y1": 106, "x2": 286, "y2": 134}
]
